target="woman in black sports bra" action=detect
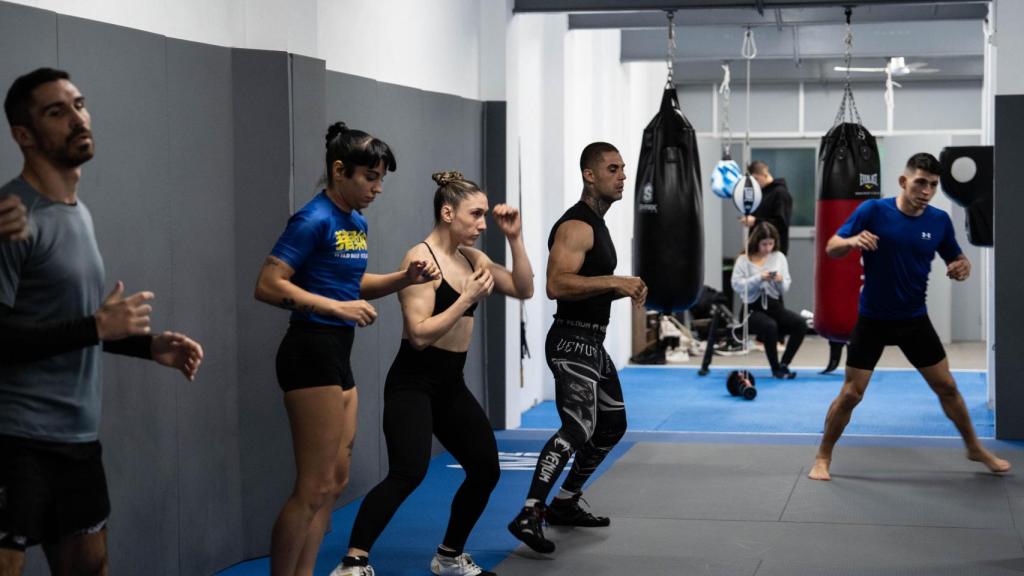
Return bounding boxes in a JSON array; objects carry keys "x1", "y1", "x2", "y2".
[{"x1": 333, "y1": 171, "x2": 534, "y2": 576}]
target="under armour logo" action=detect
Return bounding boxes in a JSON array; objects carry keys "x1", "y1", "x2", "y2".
[{"x1": 921, "y1": 232, "x2": 932, "y2": 240}]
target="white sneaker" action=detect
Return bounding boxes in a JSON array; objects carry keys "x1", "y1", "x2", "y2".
[
  {"x1": 329, "y1": 562, "x2": 375, "y2": 576},
  {"x1": 430, "y1": 552, "x2": 495, "y2": 576}
]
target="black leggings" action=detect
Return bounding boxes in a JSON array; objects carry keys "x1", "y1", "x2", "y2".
[
  {"x1": 347, "y1": 341, "x2": 499, "y2": 554},
  {"x1": 747, "y1": 296, "x2": 806, "y2": 371},
  {"x1": 526, "y1": 321, "x2": 627, "y2": 503}
]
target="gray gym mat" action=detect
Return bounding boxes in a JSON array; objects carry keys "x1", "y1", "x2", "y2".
[{"x1": 494, "y1": 442, "x2": 1023, "y2": 576}]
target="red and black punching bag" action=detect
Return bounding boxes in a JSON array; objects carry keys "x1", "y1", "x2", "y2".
[
  {"x1": 634, "y1": 87, "x2": 704, "y2": 313},
  {"x1": 814, "y1": 122, "x2": 880, "y2": 346}
]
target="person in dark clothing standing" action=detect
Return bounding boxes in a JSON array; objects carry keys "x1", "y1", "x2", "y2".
[
  {"x1": 507, "y1": 142, "x2": 646, "y2": 555},
  {"x1": 741, "y1": 160, "x2": 793, "y2": 255}
]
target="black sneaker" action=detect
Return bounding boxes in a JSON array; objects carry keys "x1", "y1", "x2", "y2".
[
  {"x1": 546, "y1": 494, "x2": 610, "y2": 527},
  {"x1": 507, "y1": 504, "x2": 555, "y2": 553}
]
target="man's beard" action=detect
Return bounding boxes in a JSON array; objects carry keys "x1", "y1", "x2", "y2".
[{"x1": 40, "y1": 127, "x2": 94, "y2": 168}]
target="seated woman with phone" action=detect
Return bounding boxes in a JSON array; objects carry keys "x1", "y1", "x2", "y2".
[{"x1": 730, "y1": 222, "x2": 806, "y2": 378}]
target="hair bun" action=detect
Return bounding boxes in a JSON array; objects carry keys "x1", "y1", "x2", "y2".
[
  {"x1": 325, "y1": 121, "x2": 349, "y2": 147},
  {"x1": 432, "y1": 170, "x2": 464, "y2": 187}
]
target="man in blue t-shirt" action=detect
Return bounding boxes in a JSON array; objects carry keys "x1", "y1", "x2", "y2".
[{"x1": 809, "y1": 152, "x2": 1009, "y2": 481}]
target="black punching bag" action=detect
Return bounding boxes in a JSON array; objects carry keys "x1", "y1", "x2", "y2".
[
  {"x1": 634, "y1": 87, "x2": 704, "y2": 313},
  {"x1": 939, "y1": 146, "x2": 993, "y2": 247}
]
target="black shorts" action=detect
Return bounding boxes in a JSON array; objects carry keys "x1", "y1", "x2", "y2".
[
  {"x1": 276, "y1": 321, "x2": 356, "y2": 392},
  {"x1": 845, "y1": 314, "x2": 946, "y2": 371},
  {"x1": 0, "y1": 435, "x2": 110, "y2": 550}
]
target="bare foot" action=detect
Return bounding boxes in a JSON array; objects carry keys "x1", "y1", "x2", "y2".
[
  {"x1": 967, "y1": 448, "x2": 1012, "y2": 474},
  {"x1": 808, "y1": 457, "x2": 832, "y2": 481}
]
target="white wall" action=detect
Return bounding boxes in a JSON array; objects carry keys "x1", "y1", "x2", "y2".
[
  {"x1": 504, "y1": 12, "x2": 568, "y2": 427},
  {"x1": 562, "y1": 29, "x2": 634, "y2": 374},
  {"x1": 3, "y1": 0, "x2": 496, "y2": 100}
]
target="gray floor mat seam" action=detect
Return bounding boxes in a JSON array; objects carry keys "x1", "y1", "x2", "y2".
[
  {"x1": 607, "y1": 514, "x2": 1013, "y2": 532},
  {"x1": 777, "y1": 466, "x2": 805, "y2": 522},
  {"x1": 1001, "y1": 479, "x2": 1024, "y2": 552}
]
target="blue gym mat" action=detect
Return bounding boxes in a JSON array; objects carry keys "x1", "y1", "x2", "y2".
[
  {"x1": 216, "y1": 438, "x2": 632, "y2": 576},
  {"x1": 520, "y1": 366, "x2": 993, "y2": 438}
]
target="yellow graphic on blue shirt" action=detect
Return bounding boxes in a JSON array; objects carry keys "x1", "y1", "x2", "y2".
[{"x1": 334, "y1": 229, "x2": 368, "y2": 259}]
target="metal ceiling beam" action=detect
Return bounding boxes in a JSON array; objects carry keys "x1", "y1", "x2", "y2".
[
  {"x1": 516, "y1": 0, "x2": 986, "y2": 13},
  {"x1": 662, "y1": 55, "x2": 983, "y2": 83},
  {"x1": 620, "y1": 20, "x2": 984, "y2": 61},
  {"x1": 567, "y1": 5, "x2": 988, "y2": 29}
]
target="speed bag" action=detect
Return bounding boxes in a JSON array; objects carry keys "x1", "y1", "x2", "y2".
[
  {"x1": 711, "y1": 159, "x2": 742, "y2": 199},
  {"x1": 635, "y1": 87, "x2": 704, "y2": 313},
  {"x1": 814, "y1": 122, "x2": 881, "y2": 343},
  {"x1": 731, "y1": 173, "x2": 762, "y2": 216}
]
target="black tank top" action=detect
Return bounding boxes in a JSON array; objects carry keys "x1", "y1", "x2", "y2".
[
  {"x1": 548, "y1": 201, "x2": 617, "y2": 324},
  {"x1": 422, "y1": 242, "x2": 478, "y2": 317}
]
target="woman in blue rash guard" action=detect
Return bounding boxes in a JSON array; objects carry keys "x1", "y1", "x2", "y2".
[{"x1": 254, "y1": 122, "x2": 439, "y2": 576}]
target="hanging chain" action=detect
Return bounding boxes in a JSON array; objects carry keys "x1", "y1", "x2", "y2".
[
  {"x1": 834, "y1": 7, "x2": 863, "y2": 133},
  {"x1": 666, "y1": 11, "x2": 677, "y2": 85}
]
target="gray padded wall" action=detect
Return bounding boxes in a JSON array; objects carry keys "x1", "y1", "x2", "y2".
[
  {"x1": 292, "y1": 54, "x2": 327, "y2": 206},
  {"x1": 60, "y1": 15, "x2": 181, "y2": 576},
  {"x1": 165, "y1": 38, "x2": 243, "y2": 575},
  {"x1": 232, "y1": 48, "x2": 294, "y2": 557},
  {"x1": 0, "y1": 2, "x2": 56, "y2": 176}
]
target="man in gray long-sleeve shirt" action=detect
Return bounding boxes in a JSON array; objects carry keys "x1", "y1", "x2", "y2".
[{"x1": 0, "y1": 68, "x2": 204, "y2": 576}]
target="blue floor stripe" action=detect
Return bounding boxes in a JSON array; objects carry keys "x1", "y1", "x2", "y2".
[
  {"x1": 216, "y1": 437, "x2": 632, "y2": 576},
  {"x1": 520, "y1": 366, "x2": 994, "y2": 438}
]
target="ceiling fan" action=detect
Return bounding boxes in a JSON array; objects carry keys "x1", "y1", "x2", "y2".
[{"x1": 834, "y1": 57, "x2": 939, "y2": 76}]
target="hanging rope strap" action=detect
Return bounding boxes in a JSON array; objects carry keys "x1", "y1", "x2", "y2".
[
  {"x1": 884, "y1": 66, "x2": 900, "y2": 120},
  {"x1": 742, "y1": 27, "x2": 756, "y2": 169},
  {"x1": 719, "y1": 64, "x2": 733, "y2": 155},
  {"x1": 665, "y1": 10, "x2": 677, "y2": 86}
]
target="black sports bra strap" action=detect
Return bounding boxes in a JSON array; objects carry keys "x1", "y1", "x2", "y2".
[
  {"x1": 421, "y1": 242, "x2": 444, "y2": 279},
  {"x1": 459, "y1": 249, "x2": 475, "y2": 272}
]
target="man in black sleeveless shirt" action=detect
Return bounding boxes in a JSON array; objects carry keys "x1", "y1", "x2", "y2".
[{"x1": 508, "y1": 142, "x2": 646, "y2": 554}]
